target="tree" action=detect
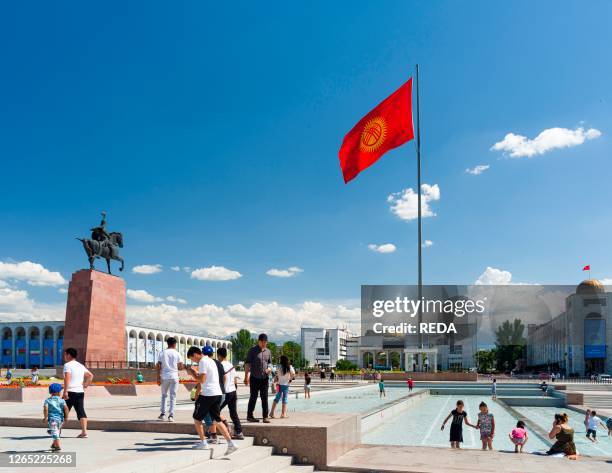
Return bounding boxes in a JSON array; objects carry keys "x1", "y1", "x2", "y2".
[
  {"x1": 335, "y1": 359, "x2": 357, "y2": 371},
  {"x1": 475, "y1": 349, "x2": 495, "y2": 373},
  {"x1": 282, "y1": 341, "x2": 305, "y2": 369},
  {"x1": 494, "y1": 319, "x2": 526, "y2": 372},
  {"x1": 267, "y1": 341, "x2": 279, "y2": 364},
  {"x1": 230, "y1": 329, "x2": 255, "y2": 365}
]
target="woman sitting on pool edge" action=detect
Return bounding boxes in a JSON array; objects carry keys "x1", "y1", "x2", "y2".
[{"x1": 547, "y1": 413, "x2": 578, "y2": 460}]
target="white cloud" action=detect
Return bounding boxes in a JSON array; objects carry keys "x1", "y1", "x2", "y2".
[
  {"x1": 266, "y1": 267, "x2": 304, "y2": 278},
  {"x1": 170, "y1": 266, "x2": 181, "y2": 272},
  {"x1": 166, "y1": 296, "x2": 187, "y2": 304},
  {"x1": 368, "y1": 243, "x2": 396, "y2": 254},
  {"x1": 183, "y1": 267, "x2": 191, "y2": 272},
  {"x1": 388, "y1": 184, "x2": 440, "y2": 222},
  {"x1": 127, "y1": 289, "x2": 163, "y2": 303},
  {"x1": 132, "y1": 264, "x2": 163, "y2": 275},
  {"x1": 0, "y1": 261, "x2": 67, "y2": 287},
  {"x1": 466, "y1": 164, "x2": 490, "y2": 175},
  {"x1": 422, "y1": 240, "x2": 433, "y2": 248},
  {"x1": 126, "y1": 300, "x2": 360, "y2": 340},
  {"x1": 191, "y1": 266, "x2": 242, "y2": 281},
  {"x1": 58, "y1": 288, "x2": 68, "y2": 294},
  {"x1": 491, "y1": 126, "x2": 601, "y2": 158},
  {"x1": 475, "y1": 267, "x2": 513, "y2": 285},
  {"x1": 0, "y1": 287, "x2": 33, "y2": 310}
]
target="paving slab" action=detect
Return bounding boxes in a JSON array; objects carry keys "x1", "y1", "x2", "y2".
[{"x1": 328, "y1": 444, "x2": 611, "y2": 473}]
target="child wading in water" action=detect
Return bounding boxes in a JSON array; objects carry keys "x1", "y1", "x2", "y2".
[
  {"x1": 378, "y1": 376, "x2": 386, "y2": 398},
  {"x1": 509, "y1": 420, "x2": 528, "y2": 453},
  {"x1": 473, "y1": 401, "x2": 495, "y2": 450},
  {"x1": 441, "y1": 400, "x2": 474, "y2": 448},
  {"x1": 43, "y1": 383, "x2": 69, "y2": 451}
]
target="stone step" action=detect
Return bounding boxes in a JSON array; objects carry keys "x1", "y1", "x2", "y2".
[
  {"x1": 277, "y1": 465, "x2": 315, "y2": 473},
  {"x1": 174, "y1": 444, "x2": 277, "y2": 473},
  {"x1": 230, "y1": 454, "x2": 294, "y2": 473},
  {"x1": 89, "y1": 438, "x2": 258, "y2": 473}
]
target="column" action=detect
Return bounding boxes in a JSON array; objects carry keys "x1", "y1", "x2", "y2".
[
  {"x1": 25, "y1": 332, "x2": 30, "y2": 369},
  {"x1": 11, "y1": 331, "x2": 16, "y2": 368}
]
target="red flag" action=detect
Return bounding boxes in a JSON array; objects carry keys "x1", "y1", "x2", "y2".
[
  {"x1": 339, "y1": 79, "x2": 414, "y2": 183},
  {"x1": 583, "y1": 265, "x2": 590, "y2": 271}
]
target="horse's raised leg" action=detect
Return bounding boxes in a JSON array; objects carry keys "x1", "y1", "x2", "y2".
[
  {"x1": 116, "y1": 256, "x2": 124, "y2": 272},
  {"x1": 106, "y1": 258, "x2": 112, "y2": 275}
]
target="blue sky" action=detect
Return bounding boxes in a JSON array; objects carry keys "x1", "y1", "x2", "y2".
[{"x1": 1, "y1": 1, "x2": 611, "y2": 338}]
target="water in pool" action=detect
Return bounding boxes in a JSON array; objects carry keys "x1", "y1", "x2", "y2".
[
  {"x1": 512, "y1": 405, "x2": 612, "y2": 457},
  {"x1": 363, "y1": 394, "x2": 550, "y2": 452}
]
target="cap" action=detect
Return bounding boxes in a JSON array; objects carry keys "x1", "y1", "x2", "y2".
[
  {"x1": 49, "y1": 383, "x2": 63, "y2": 394},
  {"x1": 203, "y1": 345, "x2": 214, "y2": 356}
]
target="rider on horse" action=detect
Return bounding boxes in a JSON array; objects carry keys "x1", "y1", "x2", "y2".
[{"x1": 90, "y1": 211, "x2": 111, "y2": 243}]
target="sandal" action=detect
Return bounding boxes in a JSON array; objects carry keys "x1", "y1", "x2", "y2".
[{"x1": 77, "y1": 433, "x2": 88, "y2": 438}]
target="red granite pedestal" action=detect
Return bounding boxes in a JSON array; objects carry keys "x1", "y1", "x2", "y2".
[{"x1": 63, "y1": 269, "x2": 126, "y2": 364}]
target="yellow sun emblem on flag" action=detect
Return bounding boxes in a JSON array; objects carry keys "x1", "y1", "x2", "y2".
[{"x1": 360, "y1": 116, "x2": 387, "y2": 152}]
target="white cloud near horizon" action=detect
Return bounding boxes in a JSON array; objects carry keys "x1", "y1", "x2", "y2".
[
  {"x1": 0, "y1": 261, "x2": 67, "y2": 287},
  {"x1": 126, "y1": 300, "x2": 359, "y2": 339},
  {"x1": 475, "y1": 266, "x2": 513, "y2": 285},
  {"x1": 170, "y1": 266, "x2": 181, "y2": 272},
  {"x1": 422, "y1": 240, "x2": 433, "y2": 248},
  {"x1": 491, "y1": 126, "x2": 601, "y2": 158},
  {"x1": 132, "y1": 264, "x2": 163, "y2": 275},
  {"x1": 388, "y1": 184, "x2": 440, "y2": 221},
  {"x1": 368, "y1": 243, "x2": 396, "y2": 254},
  {"x1": 191, "y1": 266, "x2": 242, "y2": 281},
  {"x1": 466, "y1": 164, "x2": 490, "y2": 175},
  {"x1": 266, "y1": 267, "x2": 304, "y2": 278}
]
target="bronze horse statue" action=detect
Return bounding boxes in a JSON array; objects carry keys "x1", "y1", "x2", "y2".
[{"x1": 77, "y1": 232, "x2": 125, "y2": 274}]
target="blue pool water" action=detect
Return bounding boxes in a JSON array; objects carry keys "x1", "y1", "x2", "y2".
[
  {"x1": 363, "y1": 394, "x2": 550, "y2": 452},
  {"x1": 513, "y1": 405, "x2": 612, "y2": 457}
]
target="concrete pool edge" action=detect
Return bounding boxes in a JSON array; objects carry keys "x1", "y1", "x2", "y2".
[{"x1": 361, "y1": 390, "x2": 429, "y2": 434}]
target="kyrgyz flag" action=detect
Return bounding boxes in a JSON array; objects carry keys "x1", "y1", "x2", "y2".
[{"x1": 339, "y1": 78, "x2": 414, "y2": 183}]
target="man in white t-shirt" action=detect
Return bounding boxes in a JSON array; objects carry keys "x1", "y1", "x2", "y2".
[
  {"x1": 217, "y1": 347, "x2": 243, "y2": 439},
  {"x1": 156, "y1": 337, "x2": 184, "y2": 422},
  {"x1": 186, "y1": 346, "x2": 237, "y2": 455},
  {"x1": 62, "y1": 347, "x2": 94, "y2": 438}
]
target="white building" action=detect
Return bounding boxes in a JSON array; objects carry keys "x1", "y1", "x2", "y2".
[
  {"x1": 1, "y1": 320, "x2": 231, "y2": 368},
  {"x1": 300, "y1": 327, "x2": 352, "y2": 368}
]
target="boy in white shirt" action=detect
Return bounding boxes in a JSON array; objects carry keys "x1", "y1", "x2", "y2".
[
  {"x1": 187, "y1": 346, "x2": 237, "y2": 455},
  {"x1": 586, "y1": 410, "x2": 607, "y2": 442},
  {"x1": 156, "y1": 337, "x2": 185, "y2": 421},
  {"x1": 62, "y1": 347, "x2": 94, "y2": 439},
  {"x1": 218, "y1": 347, "x2": 243, "y2": 439}
]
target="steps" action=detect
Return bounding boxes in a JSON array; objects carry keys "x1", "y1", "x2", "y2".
[{"x1": 582, "y1": 393, "x2": 612, "y2": 409}]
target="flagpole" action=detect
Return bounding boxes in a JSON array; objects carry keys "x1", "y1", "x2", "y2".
[{"x1": 415, "y1": 64, "x2": 423, "y2": 351}]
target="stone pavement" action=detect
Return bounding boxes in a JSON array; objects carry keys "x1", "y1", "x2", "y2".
[
  {"x1": 0, "y1": 426, "x2": 307, "y2": 473},
  {"x1": 328, "y1": 444, "x2": 612, "y2": 473}
]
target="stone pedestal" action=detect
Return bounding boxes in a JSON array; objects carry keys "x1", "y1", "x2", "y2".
[{"x1": 63, "y1": 270, "x2": 126, "y2": 364}]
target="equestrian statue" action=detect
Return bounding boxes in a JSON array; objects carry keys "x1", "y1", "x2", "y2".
[{"x1": 77, "y1": 212, "x2": 125, "y2": 274}]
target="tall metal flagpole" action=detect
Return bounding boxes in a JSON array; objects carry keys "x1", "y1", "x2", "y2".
[{"x1": 415, "y1": 64, "x2": 423, "y2": 351}]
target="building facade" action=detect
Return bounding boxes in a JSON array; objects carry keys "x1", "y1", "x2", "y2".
[
  {"x1": 301, "y1": 327, "x2": 352, "y2": 368},
  {"x1": 1, "y1": 320, "x2": 231, "y2": 368},
  {"x1": 527, "y1": 280, "x2": 611, "y2": 376}
]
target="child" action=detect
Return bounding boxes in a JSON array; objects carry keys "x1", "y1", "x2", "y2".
[
  {"x1": 605, "y1": 416, "x2": 612, "y2": 437},
  {"x1": 43, "y1": 383, "x2": 69, "y2": 452},
  {"x1": 491, "y1": 379, "x2": 497, "y2": 400},
  {"x1": 474, "y1": 401, "x2": 495, "y2": 450},
  {"x1": 441, "y1": 400, "x2": 474, "y2": 448},
  {"x1": 304, "y1": 372, "x2": 312, "y2": 399},
  {"x1": 509, "y1": 420, "x2": 528, "y2": 453},
  {"x1": 407, "y1": 377, "x2": 414, "y2": 392},
  {"x1": 378, "y1": 376, "x2": 386, "y2": 398},
  {"x1": 586, "y1": 410, "x2": 607, "y2": 442},
  {"x1": 583, "y1": 409, "x2": 591, "y2": 431}
]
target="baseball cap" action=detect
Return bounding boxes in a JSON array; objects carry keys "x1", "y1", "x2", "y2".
[
  {"x1": 49, "y1": 383, "x2": 63, "y2": 394},
  {"x1": 203, "y1": 345, "x2": 214, "y2": 356}
]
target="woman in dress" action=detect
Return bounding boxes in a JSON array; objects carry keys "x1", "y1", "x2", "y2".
[{"x1": 547, "y1": 413, "x2": 578, "y2": 460}]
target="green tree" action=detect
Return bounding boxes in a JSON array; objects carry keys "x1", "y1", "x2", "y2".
[
  {"x1": 267, "y1": 341, "x2": 279, "y2": 364},
  {"x1": 335, "y1": 359, "x2": 357, "y2": 371},
  {"x1": 282, "y1": 341, "x2": 305, "y2": 369},
  {"x1": 475, "y1": 349, "x2": 495, "y2": 373},
  {"x1": 230, "y1": 329, "x2": 255, "y2": 365},
  {"x1": 494, "y1": 319, "x2": 526, "y2": 372}
]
